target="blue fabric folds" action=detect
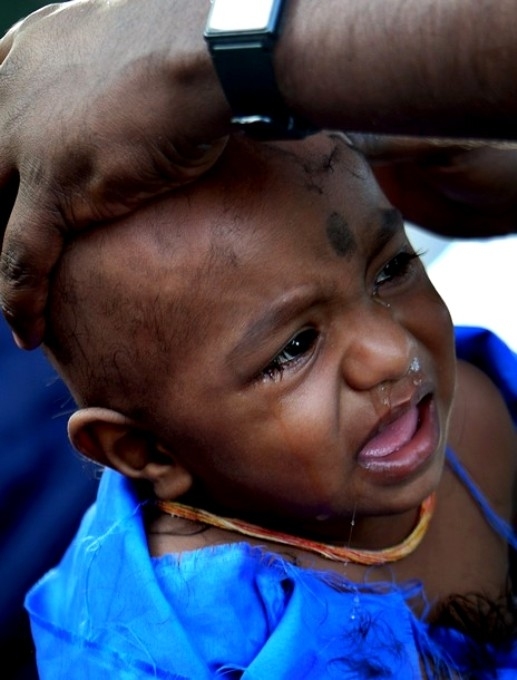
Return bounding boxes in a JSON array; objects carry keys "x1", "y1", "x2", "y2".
[
  {"x1": 455, "y1": 326, "x2": 516, "y2": 424},
  {"x1": 27, "y1": 470, "x2": 425, "y2": 679},
  {"x1": 25, "y1": 328, "x2": 517, "y2": 678}
]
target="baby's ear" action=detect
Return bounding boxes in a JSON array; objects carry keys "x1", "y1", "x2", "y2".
[{"x1": 68, "y1": 408, "x2": 193, "y2": 500}]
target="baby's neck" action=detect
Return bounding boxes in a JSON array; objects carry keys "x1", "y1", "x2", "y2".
[
  {"x1": 151, "y1": 494, "x2": 427, "y2": 570},
  {"x1": 177, "y1": 487, "x2": 423, "y2": 552}
]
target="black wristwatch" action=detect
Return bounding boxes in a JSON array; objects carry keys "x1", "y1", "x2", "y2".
[{"x1": 204, "y1": 0, "x2": 316, "y2": 140}]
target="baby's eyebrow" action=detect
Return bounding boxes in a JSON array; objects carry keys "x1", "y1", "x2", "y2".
[
  {"x1": 382, "y1": 207, "x2": 405, "y2": 232},
  {"x1": 369, "y1": 208, "x2": 405, "y2": 257},
  {"x1": 326, "y1": 207, "x2": 404, "y2": 260}
]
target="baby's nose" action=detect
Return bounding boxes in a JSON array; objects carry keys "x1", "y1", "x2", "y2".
[{"x1": 339, "y1": 305, "x2": 416, "y2": 392}]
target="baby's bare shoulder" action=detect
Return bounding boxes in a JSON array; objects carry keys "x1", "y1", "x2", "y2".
[{"x1": 448, "y1": 359, "x2": 516, "y2": 518}]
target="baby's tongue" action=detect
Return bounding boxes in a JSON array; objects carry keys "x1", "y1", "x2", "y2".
[{"x1": 358, "y1": 407, "x2": 418, "y2": 460}]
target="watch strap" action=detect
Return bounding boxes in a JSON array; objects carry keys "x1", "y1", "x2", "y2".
[{"x1": 205, "y1": 7, "x2": 316, "y2": 140}]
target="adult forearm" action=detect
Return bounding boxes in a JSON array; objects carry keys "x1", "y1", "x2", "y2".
[{"x1": 278, "y1": 0, "x2": 517, "y2": 138}]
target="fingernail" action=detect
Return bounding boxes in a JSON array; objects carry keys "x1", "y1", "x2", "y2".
[
  {"x1": 12, "y1": 327, "x2": 41, "y2": 350},
  {"x1": 12, "y1": 331, "x2": 26, "y2": 349}
]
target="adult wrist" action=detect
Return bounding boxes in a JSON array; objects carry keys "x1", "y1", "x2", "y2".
[{"x1": 203, "y1": 0, "x2": 317, "y2": 139}]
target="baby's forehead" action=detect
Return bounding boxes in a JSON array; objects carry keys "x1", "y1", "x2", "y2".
[
  {"x1": 129, "y1": 136, "x2": 377, "y2": 296},
  {"x1": 101, "y1": 135, "x2": 383, "y2": 332},
  {"x1": 130, "y1": 134, "x2": 368, "y2": 250},
  {"x1": 67, "y1": 133, "x2": 371, "y2": 304}
]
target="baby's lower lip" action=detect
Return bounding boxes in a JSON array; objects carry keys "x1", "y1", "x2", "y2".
[{"x1": 356, "y1": 396, "x2": 439, "y2": 481}]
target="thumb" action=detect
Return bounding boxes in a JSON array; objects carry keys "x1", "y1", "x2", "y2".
[{"x1": 0, "y1": 193, "x2": 65, "y2": 349}]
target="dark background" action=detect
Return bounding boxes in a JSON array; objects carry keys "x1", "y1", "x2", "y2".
[
  {"x1": 0, "y1": 2, "x2": 49, "y2": 31},
  {"x1": 0, "y1": 5, "x2": 98, "y2": 679}
]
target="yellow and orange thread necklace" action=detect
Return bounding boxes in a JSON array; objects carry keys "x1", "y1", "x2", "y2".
[{"x1": 156, "y1": 492, "x2": 436, "y2": 566}]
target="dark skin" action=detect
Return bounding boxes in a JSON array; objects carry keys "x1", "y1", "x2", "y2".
[
  {"x1": 2, "y1": 0, "x2": 517, "y2": 347},
  {"x1": 143, "y1": 282, "x2": 514, "y2": 629},
  {"x1": 140, "y1": 192, "x2": 513, "y2": 621},
  {"x1": 360, "y1": 137, "x2": 517, "y2": 238},
  {"x1": 53, "y1": 137, "x2": 515, "y2": 622}
]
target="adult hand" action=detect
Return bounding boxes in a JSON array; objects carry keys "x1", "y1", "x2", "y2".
[
  {"x1": 356, "y1": 136, "x2": 517, "y2": 238},
  {"x1": 0, "y1": 0, "x2": 230, "y2": 349},
  {"x1": 3, "y1": 0, "x2": 517, "y2": 349}
]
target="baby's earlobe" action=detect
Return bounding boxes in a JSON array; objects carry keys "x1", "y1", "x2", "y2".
[
  {"x1": 149, "y1": 442, "x2": 194, "y2": 501},
  {"x1": 67, "y1": 409, "x2": 193, "y2": 500}
]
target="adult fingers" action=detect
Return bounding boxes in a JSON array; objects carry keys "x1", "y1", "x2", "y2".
[
  {"x1": 0, "y1": 0, "x2": 231, "y2": 348},
  {"x1": 0, "y1": 3, "x2": 59, "y2": 61},
  {"x1": 350, "y1": 133, "x2": 517, "y2": 165},
  {"x1": 0, "y1": 192, "x2": 65, "y2": 349},
  {"x1": 0, "y1": 134, "x2": 229, "y2": 350},
  {"x1": 373, "y1": 154, "x2": 517, "y2": 238}
]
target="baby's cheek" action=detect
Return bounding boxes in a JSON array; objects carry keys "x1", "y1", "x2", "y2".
[
  {"x1": 271, "y1": 400, "x2": 342, "y2": 473},
  {"x1": 429, "y1": 299, "x2": 456, "y2": 390},
  {"x1": 416, "y1": 293, "x2": 457, "y2": 433}
]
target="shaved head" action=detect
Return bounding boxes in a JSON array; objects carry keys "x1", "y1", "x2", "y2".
[{"x1": 44, "y1": 133, "x2": 366, "y2": 428}]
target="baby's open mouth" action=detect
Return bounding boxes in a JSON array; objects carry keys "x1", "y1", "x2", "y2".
[
  {"x1": 357, "y1": 395, "x2": 438, "y2": 480},
  {"x1": 358, "y1": 400, "x2": 422, "y2": 459}
]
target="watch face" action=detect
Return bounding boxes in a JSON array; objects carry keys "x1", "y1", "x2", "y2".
[{"x1": 206, "y1": 0, "x2": 282, "y2": 34}]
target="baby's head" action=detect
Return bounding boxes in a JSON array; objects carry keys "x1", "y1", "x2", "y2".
[{"x1": 45, "y1": 133, "x2": 456, "y2": 538}]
